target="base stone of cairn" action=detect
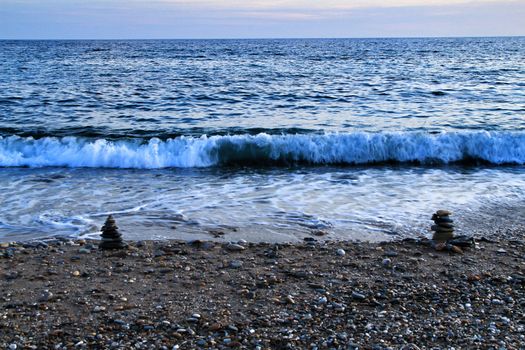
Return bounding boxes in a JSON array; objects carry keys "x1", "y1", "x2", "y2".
[
  {"x1": 431, "y1": 209, "x2": 454, "y2": 242},
  {"x1": 99, "y1": 215, "x2": 127, "y2": 250}
]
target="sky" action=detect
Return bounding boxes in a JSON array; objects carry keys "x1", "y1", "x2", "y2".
[{"x1": 0, "y1": 0, "x2": 524, "y2": 39}]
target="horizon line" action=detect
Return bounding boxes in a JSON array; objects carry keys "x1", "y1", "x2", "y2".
[{"x1": 1, "y1": 35, "x2": 524, "y2": 41}]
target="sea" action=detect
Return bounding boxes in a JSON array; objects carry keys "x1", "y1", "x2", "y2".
[{"x1": 0, "y1": 37, "x2": 524, "y2": 242}]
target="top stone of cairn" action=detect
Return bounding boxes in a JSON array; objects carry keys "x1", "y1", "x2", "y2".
[{"x1": 436, "y1": 209, "x2": 452, "y2": 217}]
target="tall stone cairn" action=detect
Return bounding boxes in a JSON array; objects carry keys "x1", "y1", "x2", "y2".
[
  {"x1": 99, "y1": 215, "x2": 126, "y2": 250},
  {"x1": 431, "y1": 209, "x2": 455, "y2": 242}
]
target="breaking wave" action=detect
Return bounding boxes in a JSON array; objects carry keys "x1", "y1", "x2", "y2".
[{"x1": 0, "y1": 131, "x2": 524, "y2": 168}]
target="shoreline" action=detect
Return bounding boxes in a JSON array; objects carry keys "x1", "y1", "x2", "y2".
[{"x1": 1, "y1": 233, "x2": 525, "y2": 349}]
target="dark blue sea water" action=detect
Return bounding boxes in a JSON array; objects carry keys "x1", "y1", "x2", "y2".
[{"x1": 0, "y1": 38, "x2": 524, "y2": 241}]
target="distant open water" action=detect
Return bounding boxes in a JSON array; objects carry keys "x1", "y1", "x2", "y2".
[{"x1": 0, "y1": 37, "x2": 524, "y2": 242}]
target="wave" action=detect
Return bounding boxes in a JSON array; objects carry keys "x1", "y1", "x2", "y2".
[{"x1": 0, "y1": 131, "x2": 524, "y2": 168}]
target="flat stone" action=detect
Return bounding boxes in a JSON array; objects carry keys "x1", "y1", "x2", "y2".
[
  {"x1": 434, "y1": 221, "x2": 454, "y2": 228},
  {"x1": 229, "y1": 260, "x2": 243, "y2": 268},
  {"x1": 434, "y1": 215, "x2": 454, "y2": 223},
  {"x1": 351, "y1": 291, "x2": 366, "y2": 301},
  {"x1": 225, "y1": 243, "x2": 245, "y2": 252},
  {"x1": 431, "y1": 225, "x2": 454, "y2": 233},
  {"x1": 436, "y1": 210, "x2": 452, "y2": 216},
  {"x1": 313, "y1": 230, "x2": 328, "y2": 236},
  {"x1": 449, "y1": 236, "x2": 474, "y2": 247}
]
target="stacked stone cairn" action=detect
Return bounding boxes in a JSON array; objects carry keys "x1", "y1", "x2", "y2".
[
  {"x1": 428, "y1": 209, "x2": 476, "y2": 254},
  {"x1": 99, "y1": 215, "x2": 127, "y2": 250},
  {"x1": 430, "y1": 209, "x2": 476, "y2": 253},
  {"x1": 431, "y1": 209, "x2": 455, "y2": 242}
]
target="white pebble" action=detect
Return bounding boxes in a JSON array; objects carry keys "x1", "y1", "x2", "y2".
[{"x1": 336, "y1": 249, "x2": 346, "y2": 256}]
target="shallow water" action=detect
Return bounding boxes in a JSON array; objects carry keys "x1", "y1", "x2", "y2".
[{"x1": 1, "y1": 166, "x2": 523, "y2": 242}]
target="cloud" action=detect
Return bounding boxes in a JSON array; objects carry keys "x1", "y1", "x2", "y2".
[
  {"x1": 0, "y1": 0, "x2": 523, "y2": 38},
  {"x1": 240, "y1": 11, "x2": 321, "y2": 20},
  {"x1": 121, "y1": 0, "x2": 524, "y2": 23},
  {"x1": 144, "y1": 0, "x2": 517, "y2": 10}
]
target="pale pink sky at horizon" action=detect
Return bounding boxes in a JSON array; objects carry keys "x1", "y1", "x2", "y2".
[{"x1": 0, "y1": 0, "x2": 523, "y2": 39}]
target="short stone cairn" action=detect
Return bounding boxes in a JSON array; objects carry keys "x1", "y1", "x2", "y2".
[
  {"x1": 430, "y1": 209, "x2": 475, "y2": 253},
  {"x1": 431, "y1": 209, "x2": 455, "y2": 242},
  {"x1": 99, "y1": 215, "x2": 127, "y2": 250}
]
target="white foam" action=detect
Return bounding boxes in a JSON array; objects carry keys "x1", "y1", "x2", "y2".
[{"x1": 0, "y1": 131, "x2": 523, "y2": 168}]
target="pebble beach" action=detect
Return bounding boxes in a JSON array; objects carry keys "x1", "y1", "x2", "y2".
[
  {"x1": 1, "y1": 36, "x2": 524, "y2": 350},
  {"x1": 2, "y1": 229, "x2": 525, "y2": 349}
]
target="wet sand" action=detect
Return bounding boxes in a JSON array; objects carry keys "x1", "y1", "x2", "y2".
[{"x1": 1, "y1": 231, "x2": 525, "y2": 349}]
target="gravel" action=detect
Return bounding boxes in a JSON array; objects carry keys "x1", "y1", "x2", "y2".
[{"x1": 1, "y1": 231, "x2": 525, "y2": 349}]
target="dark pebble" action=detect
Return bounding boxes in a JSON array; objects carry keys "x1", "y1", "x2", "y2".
[{"x1": 351, "y1": 291, "x2": 366, "y2": 301}]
